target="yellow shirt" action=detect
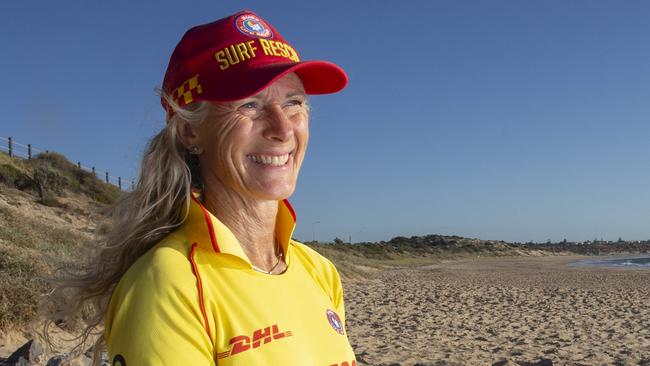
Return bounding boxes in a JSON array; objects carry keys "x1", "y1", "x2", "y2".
[{"x1": 104, "y1": 193, "x2": 357, "y2": 366}]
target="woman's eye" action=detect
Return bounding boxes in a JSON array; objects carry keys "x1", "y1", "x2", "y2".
[
  {"x1": 240, "y1": 102, "x2": 258, "y2": 110},
  {"x1": 284, "y1": 99, "x2": 303, "y2": 108}
]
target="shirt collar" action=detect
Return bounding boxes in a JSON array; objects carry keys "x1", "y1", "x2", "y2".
[{"x1": 175, "y1": 191, "x2": 297, "y2": 266}]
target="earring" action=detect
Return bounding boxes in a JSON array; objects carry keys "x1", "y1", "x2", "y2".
[{"x1": 189, "y1": 145, "x2": 200, "y2": 155}]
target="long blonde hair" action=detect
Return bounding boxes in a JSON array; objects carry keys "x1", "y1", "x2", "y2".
[{"x1": 44, "y1": 93, "x2": 209, "y2": 365}]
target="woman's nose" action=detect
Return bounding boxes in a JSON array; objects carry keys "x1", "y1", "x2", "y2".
[{"x1": 263, "y1": 105, "x2": 293, "y2": 142}]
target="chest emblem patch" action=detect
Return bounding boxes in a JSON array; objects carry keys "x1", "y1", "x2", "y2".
[{"x1": 326, "y1": 309, "x2": 345, "y2": 335}]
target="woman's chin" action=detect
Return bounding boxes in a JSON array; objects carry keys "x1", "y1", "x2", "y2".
[{"x1": 247, "y1": 182, "x2": 296, "y2": 201}]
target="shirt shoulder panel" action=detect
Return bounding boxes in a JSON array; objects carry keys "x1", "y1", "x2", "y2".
[{"x1": 104, "y1": 240, "x2": 215, "y2": 365}]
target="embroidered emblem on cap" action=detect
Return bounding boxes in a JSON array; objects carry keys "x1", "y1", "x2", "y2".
[
  {"x1": 235, "y1": 14, "x2": 273, "y2": 39},
  {"x1": 326, "y1": 309, "x2": 344, "y2": 335}
]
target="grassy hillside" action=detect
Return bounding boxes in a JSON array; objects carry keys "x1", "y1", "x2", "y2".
[
  {"x1": 0, "y1": 152, "x2": 122, "y2": 330},
  {"x1": 0, "y1": 152, "x2": 121, "y2": 206}
]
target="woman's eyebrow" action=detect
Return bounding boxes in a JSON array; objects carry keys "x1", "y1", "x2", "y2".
[{"x1": 285, "y1": 91, "x2": 306, "y2": 98}]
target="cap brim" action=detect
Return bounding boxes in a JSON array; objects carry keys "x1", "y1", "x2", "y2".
[{"x1": 203, "y1": 60, "x2": 348, "y2": 102}]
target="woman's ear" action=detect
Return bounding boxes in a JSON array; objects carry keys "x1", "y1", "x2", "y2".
[{"x1": 175, "y1": 120, "x2": 202, "y2": 152}]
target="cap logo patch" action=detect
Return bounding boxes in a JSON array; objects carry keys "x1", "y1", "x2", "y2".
[
  {"x1": 326, "y1": 309, "x2": 344, "y2": 335},
  {"x1": 236, "y1": 14, "x2": 273, "y2": 38}
]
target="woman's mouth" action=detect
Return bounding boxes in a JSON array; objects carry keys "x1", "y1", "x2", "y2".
[{"x1": 246, "y1": 152, "x2": 291, "y2": 166}]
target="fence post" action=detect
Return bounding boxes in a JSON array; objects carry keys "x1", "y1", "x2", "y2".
[
  {"x1": 105, "y1": 172, "x2": 109, "y2": 183},
  {"x1": 8, "y1": 137, "x2": 12, "y2": 157},
  {"x1": 92, "y1": 167, "x2": 96, "y2": 176},
  {"x1": 118, "y1": 176, "x2": 122, "y2": 189}
]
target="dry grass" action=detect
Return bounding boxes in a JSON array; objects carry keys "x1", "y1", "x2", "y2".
[
  {"x1": 0, "y1": 151, "x2": 118, "y2": 331},
  {"x1": 0, "y1": 241, "x2": 49, "y2": 329},
  {"x1": 0, "y1": 202, "x2": 89, "y2": 330},
  {"x1": 0, "y1": 204, "x2": 87, "y2": 260}
]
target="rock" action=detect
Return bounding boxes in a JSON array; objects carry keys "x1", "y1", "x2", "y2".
[
  {"x1": 4, "y1": 339, "x2": 45, "y2": 366},
  {"x1": 355, "y1": 351, "x2": 370, "y2": 365},
  {"x1": 66, "y1": 355, "x2": 92, "y2": 366},
  {"x1": 491, "y1": 361, "x2": 517, "y2": 366},
  {"x1": 519, "y1": 359, "x2": 554, "y2": 366},
  {"x1": 46, "y1": 356, "x2": 65, "y2": 366}
]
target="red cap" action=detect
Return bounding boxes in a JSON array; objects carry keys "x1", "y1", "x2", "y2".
[{"x1": 161, "y1": 10, "x2": 348, "y2": 116}]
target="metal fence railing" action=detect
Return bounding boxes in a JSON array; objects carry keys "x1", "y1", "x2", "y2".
[{"x1": 0, "y1": 136, "x2": 134, "y2": 190}]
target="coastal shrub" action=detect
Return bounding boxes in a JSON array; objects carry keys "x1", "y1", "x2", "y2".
[
  {"x1": 37, "y1": 194, "x2": 69, "y2": 209},
  {"x1": 0, "y1": 164, "x2": 21, "y2": 185},
  {"x1": 31, "y1": 152, "x2": 122, "y2": 204}
]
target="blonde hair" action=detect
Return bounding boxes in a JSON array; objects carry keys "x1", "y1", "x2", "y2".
[{"x1": 44, "y1": 92, "x2": 210, "y2": 365}]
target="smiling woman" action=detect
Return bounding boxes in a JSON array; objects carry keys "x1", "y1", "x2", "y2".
[
  {"x1": 182, "y1": 74, "x2": 309, "y2": 205},
  {"x1": 45, "y1": 10, "x2": 354, "y2": 366}
]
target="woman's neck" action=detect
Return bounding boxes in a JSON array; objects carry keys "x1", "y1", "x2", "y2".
[{"x1": 202, "y1": 182, "x2": 283, "y2": 271}]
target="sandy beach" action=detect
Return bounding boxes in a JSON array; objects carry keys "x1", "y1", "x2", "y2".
[{"x1": 343, "y1": 256, "x2": 650, "y2": 366}]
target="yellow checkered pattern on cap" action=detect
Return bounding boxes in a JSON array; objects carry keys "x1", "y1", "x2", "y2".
[{"x1": 173, "y1": 75, "x2": 203, "y2": 106}]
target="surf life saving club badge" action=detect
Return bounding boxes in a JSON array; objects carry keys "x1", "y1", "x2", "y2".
[
  {"x1": 326, "y1": 309, "x2": 345, "y2": 335},
  {"x1": 235, "y1": 14, "x2": 273, "y2": 38}
]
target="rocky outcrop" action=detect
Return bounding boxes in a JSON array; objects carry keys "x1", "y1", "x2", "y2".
[{"x1": 0, "y1": 340, "x2": 107, "y2": 366}]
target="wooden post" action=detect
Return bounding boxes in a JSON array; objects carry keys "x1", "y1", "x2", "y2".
[
  {"x1": 118, "y1": 176, "x2": 122, "y2": 189},
  {"x1": 92, "y1": 167, "x2": 96, "y2": 176},
  {"x1": 28, "y1": 144, "x2": 32, "y2": 159},
  {"x1": 105, "y1": 172, "x2": 109, "y2": 183},
  {"x1": 8, "y1": 137, "x2": 12, "y2": 157}
]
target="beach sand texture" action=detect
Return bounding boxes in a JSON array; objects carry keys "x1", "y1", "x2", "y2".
[{"x1": 344, "y1": 256, "x2": 650, "y2": 366}]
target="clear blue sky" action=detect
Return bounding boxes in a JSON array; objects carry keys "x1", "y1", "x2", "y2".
[{"x1": 2, "y1": 1, "x2": 649, "y2": 243}]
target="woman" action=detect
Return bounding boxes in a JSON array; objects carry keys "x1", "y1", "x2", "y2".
[{"x1": 49, "y1": 10, "x2": 355, "y2": 366}]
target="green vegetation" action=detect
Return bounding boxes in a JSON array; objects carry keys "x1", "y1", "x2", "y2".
[
  {"x1": 307, "y1": 236, "x2": 523, "y2": 279},
  {"x1": 0, "y1": 152, "x2": 122, "y2": 204}
]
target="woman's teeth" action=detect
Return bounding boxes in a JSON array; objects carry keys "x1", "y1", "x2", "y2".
[{"x1": 247, "y1": 154, "x2": 290, "y2": 166}]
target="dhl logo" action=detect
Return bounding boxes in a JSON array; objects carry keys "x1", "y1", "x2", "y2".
[{"x1": 216, "y1": 324, "x2": 292, "y2": 359}]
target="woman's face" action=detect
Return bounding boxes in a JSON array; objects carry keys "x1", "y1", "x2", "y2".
[{"x1": 195, "y1": 73, "x2": 309, "y2": 201}]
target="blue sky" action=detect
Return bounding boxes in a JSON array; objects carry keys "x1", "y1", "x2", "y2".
[{"x1": 1, "y1": 1, "x2": 649, "y2": 243}]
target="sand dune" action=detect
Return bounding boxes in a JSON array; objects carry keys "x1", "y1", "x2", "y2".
[{"x1": 344, "y1": 256, "x2": 650, "y2": 365}]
